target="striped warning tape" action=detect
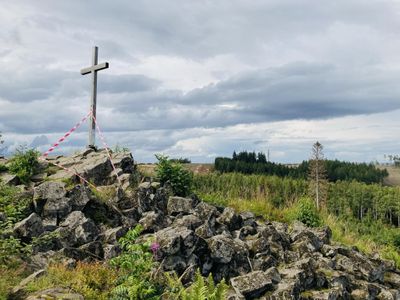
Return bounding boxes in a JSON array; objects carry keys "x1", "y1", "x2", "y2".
[
  {"x1": 92, "y1": 114, "x2": 122, "y2": 187},
  {"x1": 43, "y1": 110, "x2": 92, "y2": 157},
  {"x1": 38, "y1": 156, "x2": 99, "y2": 191}
]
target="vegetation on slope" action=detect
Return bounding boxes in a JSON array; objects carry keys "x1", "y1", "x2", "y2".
[{"x1": 193, "y1": 172, "x2": 400, "y2": 267}]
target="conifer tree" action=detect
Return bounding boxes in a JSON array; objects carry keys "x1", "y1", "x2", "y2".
[
  {"x1": 0, "y1": 132, "x2": 4, "y2": 156},
  {"x1": 308, "y1": 141, "x2": 328, "y2": 210}
]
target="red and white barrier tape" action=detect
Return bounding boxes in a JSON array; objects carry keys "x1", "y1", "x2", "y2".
[
  {"x1": 92, "y1": 114, "x2": 122, "y2": 187},
  {"x1": 38, "y1": 157, "x2": 98, "y2": 191},
  {"x1": 43, "y1": 111, "x2": 92, "y2": 157}
]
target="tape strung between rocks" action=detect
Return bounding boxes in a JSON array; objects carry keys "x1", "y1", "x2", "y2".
[{"x1": 40, "y1": 109, "x2": 122, "y2": 190}]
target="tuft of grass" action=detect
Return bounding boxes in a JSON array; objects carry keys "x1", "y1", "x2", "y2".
[
  {"x1": 26, "y1": 262, "x2": 118, "y2": 300},
  {"x1": 0, "y1": 264, "x2": 29, "y2": 299}
]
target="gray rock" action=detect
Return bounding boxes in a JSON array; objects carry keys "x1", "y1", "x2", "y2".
[
  {"x1": 194, "y1": 201, "x2": 219, "y2": 220},
  {"x1": 0, "y1": 173, "x2": 20, "y2": 185},
  {"x1": 67, "y1": 185, "x2": 91, "y2": 211},
  {"x1": 13, "y1": 213, "x2": 44, "y2": 240},
  {"x1": 155, "y1": 226, "x2": 196, "y2": 257},
  {"x1": 208, "y1": 234, "x2": 248, "y2": 264},
  {"x1": 139, "y1": 212, "x2": 165, "y2": 232},
  {"x1": 60, "y1": 211, "x2": 99, "y2": 246},
  {"x1": 230, "y1": 271, "x2": 274, "y2": 299},
  {"x1": 103, "y1": 244, "x2": 121, "y2": 260},
  {"x1": 167, "y1": 196, "x2": 196, "y2": 216},
  {"x1": 102, "y1": 226, "x2": 127, "y2": 244},
  {"x1": 217, "y1": 207, "x2": 243, "y2": 231},
  {"x1": 172, "y1": 214, "x2": 203, "y2": 229}
]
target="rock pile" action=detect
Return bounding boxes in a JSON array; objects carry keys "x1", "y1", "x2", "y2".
[{"x1": 4, "y1": 150, "x2": 400, "y2": 299}]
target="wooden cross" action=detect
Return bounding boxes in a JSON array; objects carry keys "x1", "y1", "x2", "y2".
[{"x1": 80, "y1": 46, "x2": 109, "y2": 148}]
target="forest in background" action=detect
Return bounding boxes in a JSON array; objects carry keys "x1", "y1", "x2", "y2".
[{"x1": 215, "y1": 151, "x2": 389, "y2": 184}]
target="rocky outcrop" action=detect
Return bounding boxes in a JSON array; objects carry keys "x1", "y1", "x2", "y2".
[{"x1": 7, "y1": 150, "x2": 400, "y2": 300}]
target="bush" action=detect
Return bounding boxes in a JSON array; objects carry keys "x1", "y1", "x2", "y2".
[
  {"x1": 155, "y1": 154, "x2": 193, "y2": 197},
  {"x1": 8, "y1": 147, "x2": 40, "y2": 184},
  {"x1": 295, "y1": 197, "x2": 322, "y2": 227},
  {"x1": 110, "y1": 225, "x2": 161, "y2": 299}
]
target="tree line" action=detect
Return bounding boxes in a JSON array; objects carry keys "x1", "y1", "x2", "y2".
[{"x1": 214, "y1": 150, "x2": 388, "y2": 184}]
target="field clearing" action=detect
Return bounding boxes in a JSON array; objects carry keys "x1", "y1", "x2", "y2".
[
  {"x1": 378, "y1": 165, "x2": 400, "y2": 186},
  {"x1": 137, "y1": 163, "x2": 213, "y2": 177}
]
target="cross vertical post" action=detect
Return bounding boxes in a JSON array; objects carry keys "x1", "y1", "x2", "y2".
[{"x1": 80, "y1": 46, "x2": 109, "y2": 148}]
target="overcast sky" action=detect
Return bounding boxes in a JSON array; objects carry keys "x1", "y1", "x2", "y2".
[{"x1": 1, "y1": 1, "x2": 400, "y2": 163}]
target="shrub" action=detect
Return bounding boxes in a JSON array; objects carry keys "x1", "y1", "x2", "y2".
[
  {"x1": 163, "y1": 269, "x2": 228, "y2": 300},
  {"x1": 295, "y1": 197, "x2": 322, "y2": 227},
  {"x1": 110, "y1": 225, "x2": 161, "y2": 299},
  {"x1": 155, "y1": 154, "x2": 193, "y2": 197},
  {"x1": 8, "y1": 147, "x2": 40, "y2": 184}
]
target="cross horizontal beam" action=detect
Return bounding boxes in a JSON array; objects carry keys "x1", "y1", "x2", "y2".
[{"x1": 80, "y1": 62, "x2": 109, "y2": 75}]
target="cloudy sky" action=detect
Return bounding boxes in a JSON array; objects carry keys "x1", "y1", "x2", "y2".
[{"x1": 1, "y1": 1, "x2": 400, "y2": 163}]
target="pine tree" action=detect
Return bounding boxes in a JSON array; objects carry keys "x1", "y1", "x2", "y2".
[
  {"x1": 0, "y1": 132, "x2": 4, "y2": 156},
  {"x1": 308, "y1": 141, "x2": 328, "y2": 210}
]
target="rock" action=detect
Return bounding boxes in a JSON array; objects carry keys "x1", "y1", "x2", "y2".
[
  {"x1": 79, "y1": 241, "x2": 104, "y2": 259},
  {"x1": 172, "y1": 214, "x2": 203, "y2": 229},
  {"x1": 101, "y1": 226, "x2": 128, "y2": 244},
  {"x1": 207, "y1": 234, "x2": 248, "y2": 264},
  {"x1": 67, "y1": 185, "x2": 91, "y2": 211},
  {"x1": 385, "y1": 272, "x2": 400, "y2": 289},
  {"x1": 270, "y1": 279, "x2": 300, "y2": 299},
  {"x1": 11, "y1": 269, "x2": 46, "y2": 299},
  {"x1": 194, "y1": 201, "x2": 219, "y2": 220},
  {"x1": 13, "y1": 213, "x2": 44, "y2": 240},
  {"x1": 240, "y1": 211, "x2": 256, "y2": 227},
  {"x1": 155, "y1": 226, "x2": 196, "y2": 257},
  {"x1": 195, "y1": 222, "x2": 215, "y2": 239},
  {"x1": 217, "y1": 207, "x2": 243, "y2": 231},
  {"x1": 230, "y1": 271, "x2": 274, "y2": 299},
  {"x1": 34, "y1": 181, "x2": 72, "y2": 219},
  {"x1": 26, "y1": 287, "x2": 84, "y2": 300},
  {"x1": 0, "y1": 173, "x2": 19, "y2": 185},
  {"x1": 60, "y1": 211, "x2": 99, "y2": 246},
  {"x1": 167, "y1": 196, "x2": 196, "y2": 216},
  {"x1": 351, "y1": 288, "x2": 369, "y2": 299},
  {"x1": 139, "y1": 212, "x2": 165, "y2": 233},
  {"x1": 264, "y1": 267, "x2": 281, "y2": 284},
  {"x1": 103, "y1": 244, "x2": 121, "y2": 259}
]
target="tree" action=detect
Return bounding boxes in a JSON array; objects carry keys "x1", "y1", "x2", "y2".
[
  {"x1": 308, "y1": 141, "x2": 328, "y2": 211},
  {"x1": 0, "y1": 132, "x2": 4, "y2": 156}
]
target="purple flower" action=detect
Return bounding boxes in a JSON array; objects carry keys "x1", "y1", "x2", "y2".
[{"x1": 150, "y1": 242, "x2": 160, "y2": 259}]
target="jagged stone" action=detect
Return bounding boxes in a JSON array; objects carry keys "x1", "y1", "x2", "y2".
[
  {"x1": 13, "y1": 213, "x2": 44, "y2": 240},
  {"x1": 172, "y1": 214, "x2": 203, "y2": 229},
  {"x1": 207, "y1": 234, "x2": 248, "y2": 264},
  {"x1": 67, "y1": 185, "x2": 91, "y2": 211},
  {"x1": 60, "y1": 211, "x2": 99, "y2": 246},
  {"x1": 103, "y1": 244, "x2": 121, "y2": 260},
  {"x1": 79, "y1": 241, "x2": 104, "y2": 259},
  {"x1": 384, "y1": 272, "x2": 400, "y2": 289},
  {"x1": 217, "y1": 207, "x2": 243, "y2": 231},
  {"x1": 230, "y1": 271, "x2": 274, "y2": 299},
  {"x1": 101, "y1": 226, "x2": 127, "y2": 243},
  {"x1": 270, "y1": 279, "x2": 300, "y2": 299},
  {"x1": 265, "y1": 266, "x2": 281, "y2": 284},
  {"x1": 194, "y1": 201, "x2": 219, "y2": 221},
  {"x1": 167, "y1": 196, "x2": 196, "y2": 216},
  {"x1": 139, "y1": 212, "x2": 165, "y2": 232},
  {"x1": 155, "y1": 226, "x2": 196, "y2": 257},
  {"x1": 0, "y1": 173, "x2": 20, "y2": 185}
]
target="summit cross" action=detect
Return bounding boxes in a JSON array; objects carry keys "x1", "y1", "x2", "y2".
[{"x1": 80, "y1": 46, "x2": 109, "y2": 148}]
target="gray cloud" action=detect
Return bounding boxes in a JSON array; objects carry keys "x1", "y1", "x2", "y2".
[{"x1": 1, "y1": 1, "x2": 400, "y2": 162}]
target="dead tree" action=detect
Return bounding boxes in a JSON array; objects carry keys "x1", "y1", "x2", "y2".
[{"x1": 308, "y1": 141, "x2": 328, "y2": 210}]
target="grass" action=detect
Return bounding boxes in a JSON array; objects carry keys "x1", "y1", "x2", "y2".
[
  {"x1": 25, "y1": 262, "x2": 118, "y2": 300},
  {"x1": 0, "y1": 265, "x2": 29, "y2": 300}
]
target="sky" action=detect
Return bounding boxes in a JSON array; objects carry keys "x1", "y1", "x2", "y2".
[{"x1": 1, "y1": 0, "x2": 400, "y2": 163}]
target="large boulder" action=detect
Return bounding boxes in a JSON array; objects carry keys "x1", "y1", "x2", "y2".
[
  {"x1": 33, "y1": 182, "x2": 71, "y2": 220},
  {"x1": 230, "y1": 271, "x2": 274, "y2": 299},
  {"x1": 167, "y1": 196, "x2": 196, "y2": 216},
  {"x1": 59, "y1": 211, "x2": 99, "y2": 246},
  {"x1": 13, "y1": 213, "x2": 44, "y2": 240},
  {"x1": 207, "y1": 234, "x2": 248, "y2": 264}
]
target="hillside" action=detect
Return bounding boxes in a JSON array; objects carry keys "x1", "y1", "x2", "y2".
[{"x1": 1, "y1": 151, "x2": 400, "y2": 299}]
